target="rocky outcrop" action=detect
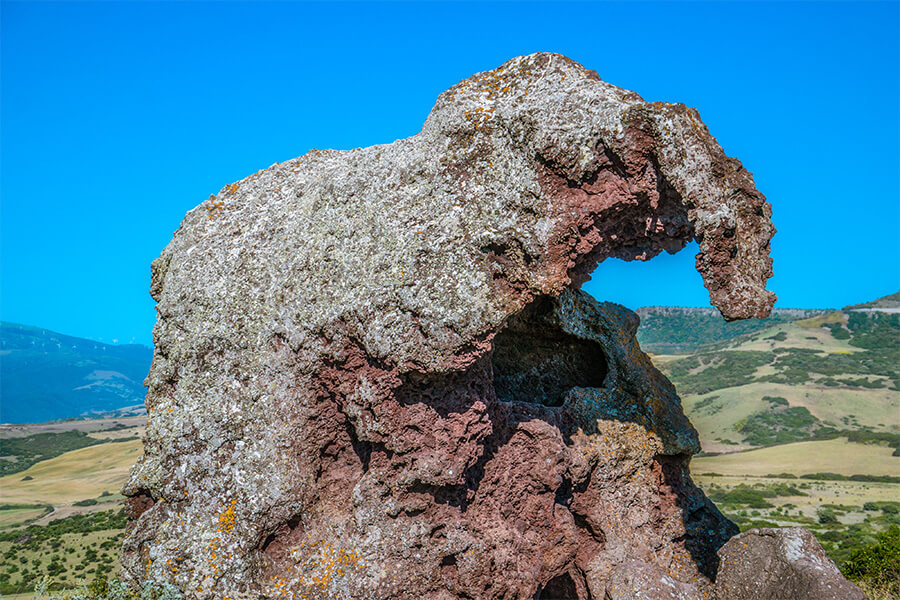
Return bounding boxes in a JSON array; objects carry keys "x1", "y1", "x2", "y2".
[
  {"x1": 714, "y1": 528, "x2": 867, "y2": 600},
  {"x1": 122, "y1": 53, "x2": 849, "y2": 599}
]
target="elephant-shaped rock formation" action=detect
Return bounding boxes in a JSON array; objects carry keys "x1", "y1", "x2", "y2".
[{"x1": 123, "y1": 53, "x2": 859, "y2": 599}]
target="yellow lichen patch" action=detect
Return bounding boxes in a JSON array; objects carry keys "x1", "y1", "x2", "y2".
[
  {"x1": 207, "y1": 193, "x2": 225, "y2": 220},
  {"x1": 216, "y1": 499, "x2": 237, "y2": 533},
  {"x1": 262, "y1": 541, "x2": 362, "y2": 598}
]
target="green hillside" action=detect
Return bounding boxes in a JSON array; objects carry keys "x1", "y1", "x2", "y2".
[
  {"x1": 635, "y1": 306, "x2": 825, "y2": 354},
  {"x1": 846, "y1": 291, "x2": 900, "y2": 310},
  {"x1": 0, "y1": 323, "x2": 153, "y2": 424},
  {"x1": 644, "y1": 301, "x2": 900, "y2": 454}
]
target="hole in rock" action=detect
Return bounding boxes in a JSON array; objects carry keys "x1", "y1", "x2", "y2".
[
  {"x1": 535, "y1": 572, "x2": 578, "y2": 600},
  {"x1": 491, "y1": 297, "x2": 608, "y2": 407}
]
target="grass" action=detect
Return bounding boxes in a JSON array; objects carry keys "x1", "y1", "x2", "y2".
[
  {"x1": 693, "y1": 438, "x2": 899, "y2": 477},
  {"x1": 682, "y1": 382, "x2": 900, "y2": 451},
  {"x1": 0, "y1": 441, "x2": 142, "y2": 506},
  {"x1": 0, "y1": 432, "x2": 102, "y2": 477},
  {"x1": 0, "y1": 524, "x2": 124, "y2": 594},
  {"x1": 0, "y1": 506, "x2": 51, "y2": 528}
]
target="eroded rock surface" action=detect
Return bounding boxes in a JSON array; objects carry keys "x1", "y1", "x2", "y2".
[
  {"x1": 120, "y1": 53, "x2": 838, "y2": 599},
  {"x1": 714, "y1": 528, "x2": 867, "y2": 600}
]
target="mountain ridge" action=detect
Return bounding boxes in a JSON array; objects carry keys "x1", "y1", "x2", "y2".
[{"x1": 0, "y1": 322, "x2": 153, "y2": 424}]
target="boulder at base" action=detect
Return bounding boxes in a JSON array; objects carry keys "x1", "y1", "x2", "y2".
[{"x1": 714, "y1": 528, "x2": 867, "y2": 600}]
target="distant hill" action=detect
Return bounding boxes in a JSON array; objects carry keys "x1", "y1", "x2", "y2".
[
  {"x1": 0, "y1": 323, "x2": 153, "y2": 424},
  {"x1": 844, "y1": 291, "x2": 900, "y2": 311},
  {"x1": 644, "y1": 299, "x2": 900, "y2": 454},
  {"x1": 635, "y1": 306, "x2": 828, "y2": 354}
]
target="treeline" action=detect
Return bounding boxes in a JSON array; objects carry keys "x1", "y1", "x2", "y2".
[
  {"x1": 0, "y1": 509, "x2": 127, "y2": 547},
  {"x1": 0, "y1": 431, "x2": 141, "y2": 477}
]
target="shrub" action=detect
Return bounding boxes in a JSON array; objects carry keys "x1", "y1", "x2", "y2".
[
  {"x1": 843, "y1": 525, "x2": 900, "y2": 593},
  {"x1": 34, "y1": 577, "x2": 183, "y2": 600},
  {"x1": 818, "y1": 509, "x2": 840, "y2": 524}
]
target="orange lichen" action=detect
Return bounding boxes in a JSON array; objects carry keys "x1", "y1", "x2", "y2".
[
  {"x1": 216, "y1": 499, "x2": 237, "y2": 533},
  {"x1": 207, "y1": 193, "x2": 225, "y2": 220}
]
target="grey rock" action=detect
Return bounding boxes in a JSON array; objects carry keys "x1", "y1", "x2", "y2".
[{"x1": 714, "y1": 528, "x2": 867, "y2": 600}]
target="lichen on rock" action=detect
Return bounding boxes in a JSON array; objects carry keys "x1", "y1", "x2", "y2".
[{"x1": 122, "y1": 53, "x2": 853, "y2": 599}]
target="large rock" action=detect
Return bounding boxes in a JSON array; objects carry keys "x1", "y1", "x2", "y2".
[
  {"x1": 714, "y1": 528, "x2": 867, "y2": 600},
  {"x1": 121, "y1": 53, "x2": 821, "y2": 599}
]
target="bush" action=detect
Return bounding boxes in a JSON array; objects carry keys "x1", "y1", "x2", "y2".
[
  {"x1": 762, "y1": 396, "x2": 788, "y2": 407},
  {"x1": 843, "y1": 525, "x2": 900, "y2": 592},
  {"x1": 818, "y1": 509, "x2": 840, "y2": 524},
  {"x1": 34, "y1": 577, "x2": 183, "y2": 600}
]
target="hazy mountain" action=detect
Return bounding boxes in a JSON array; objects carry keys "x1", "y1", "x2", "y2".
[{"x1": 0, "y1": 322, "x2": 153, "y2": 424}]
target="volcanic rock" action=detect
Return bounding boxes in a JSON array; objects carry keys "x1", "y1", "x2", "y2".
[
  {"x1": 122, "y1": 53, "x2": 846, "y2": 599},
  {"x1": 714, "y1": 528, "x2": 867, "y2": 600}
]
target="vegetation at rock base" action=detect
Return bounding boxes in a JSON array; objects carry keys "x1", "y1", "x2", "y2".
[
  {"x1": 28, "y1": 577, "x2": 182, "y2": 600},
  {"x1": 842, "y1": 525, "x2": 900, "y2": 598},
  {"x1": 0, "y1": 510, "x2": 128, "y2": 595}
]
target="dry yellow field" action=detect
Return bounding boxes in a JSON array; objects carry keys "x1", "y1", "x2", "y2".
[
  {"x1": 0, "y1": 506, "x2": 47, "y2": 527},
  {"x1": 0, "y1": 440, "x2": 142, "y2": 505},
  {"x1": 692, "y1": 438, "x2": 900, "y2": 477}
]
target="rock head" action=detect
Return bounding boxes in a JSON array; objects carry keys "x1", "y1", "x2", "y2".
[{"x1": 122, "y1": 53, "x2": 857, "y2": 599}]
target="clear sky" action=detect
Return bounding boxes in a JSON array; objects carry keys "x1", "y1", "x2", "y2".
[{"x1": 2, "y1": 1, "x2": 898, "y2": 346}]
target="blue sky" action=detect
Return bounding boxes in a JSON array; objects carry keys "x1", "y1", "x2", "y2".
[{"x1": 2, "y1": 1, "x2": 898, "y2": 346}]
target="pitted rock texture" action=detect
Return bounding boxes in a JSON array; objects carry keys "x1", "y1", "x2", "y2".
[
  {"x1": 123, "y1": 53, "x2": 797, "y2": 599},
  {"x1": 714, "y1": 528, "x2": 867, "y2": 600}
]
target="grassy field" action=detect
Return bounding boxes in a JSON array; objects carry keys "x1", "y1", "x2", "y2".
[
  {"x1": 0, "y1": 506, "x2": 50, "y2": 528},
  {"x1": 0, "y1": 441, "x2": 141, "y2": 506},
  {"x1": 693, "y1": 438, "x2": 899, "y2": 477},
  {"x1": 683, "y1": 382, "x2": 900, "y2": 452},
  {"x1": 0, "y1": 516, "x2": 125, "y2": 595}
]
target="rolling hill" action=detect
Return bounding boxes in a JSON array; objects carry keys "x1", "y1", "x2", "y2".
[
  {"x1": 0, "y1": 323, "x2": 153, "y2": 424},
  {"x1": 635, "y1": 306, "x2": 828, "y2": 354},
  {"x1": 642, "y1": 293, "x2": 900, "y2": 454}
]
